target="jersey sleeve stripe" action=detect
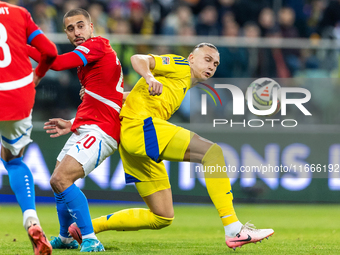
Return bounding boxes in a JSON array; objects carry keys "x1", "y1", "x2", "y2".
[
  {"x1": 174, "y1": 63, "x2": 189, "y2": 66},
  {"x1": 174, "y1": 61, "x2": 189, "y2": 64},
  {"x1": 27, "y1": 29, "x2": 43, "y2": 44},
  {"x1": 73, "y1": 50, "x2": 88, "y2": 66},
  {"x1": 174, "y1": 60, "x2": 189, "y2": 63}
]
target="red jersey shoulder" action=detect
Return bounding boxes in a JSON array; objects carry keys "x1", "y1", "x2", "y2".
[
  {"x1": 1, "y1": 3, "x2": 40, "y2": 41},
  {"x1": 76, "y1": 37, "x2": 113, "y2": 56},
  {"x1": 0, "y1": 2, "x2": 21, "y2": 11},
  {"x1": 75, "y1": 37, "x2": 102, "y2": 55},
  {"x1": 89, "y1": 36, "x2": 110, "y2": 45},
  {"x1": 1, "y1": 2, "x2": 29, "y2": 19},
  {"x1": 15, "y1": 4, "x2": 30, "y2": 15}
]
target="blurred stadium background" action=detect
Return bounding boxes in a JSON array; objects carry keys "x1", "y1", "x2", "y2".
[{"x1": 1, "y1": 0, "x2": 340, "y2": 205}]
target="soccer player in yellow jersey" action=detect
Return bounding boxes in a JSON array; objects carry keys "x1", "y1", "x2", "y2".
[{"x1": 69, "y1": 43, "x2": 274, "y2": 250}]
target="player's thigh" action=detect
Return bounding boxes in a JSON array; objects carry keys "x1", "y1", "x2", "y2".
[
  {"x1": 119, "y1": 143, "x2": 169, "y2": 183},
  {"x1": 121, "y1": 117, "x2": 183, "y2": 162},
  {"x1": 55, "y1": 160, "x2": 61, "y2": 169},
  {"x1": 57, "y1": 128, "x2": 117, "y2": 177},
  {"x1": 1, "y1": 147, "x2": 25, "y2": 162},
  {"x1": 0, "y1": 114, "x2": 33, "y2": 158},
  {"x1": 52, "y1": 154, "x2": 84, "y2": 184},
  {"x1": 120, "y1": 118, "x2": 147, "y2": 157},
  {"x1": 160, "y1": 128, "x2": 193, "y2": 162},
  {"x1": 120, "y1": 143, "x2": 173, "y2": 217},
  {"x1": 183, "y1": 134, "x2": 214, "y2": 163}
]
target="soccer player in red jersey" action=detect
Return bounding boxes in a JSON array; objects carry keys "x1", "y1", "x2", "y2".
[
  {"x1": 0, "y1": 1, "x2": 57, "y2": 254},
  {"x1": 28, "y1": 8, "x2": 123, "y2": 252}
]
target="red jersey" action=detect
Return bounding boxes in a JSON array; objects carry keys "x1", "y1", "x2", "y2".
[
  {"x1": 27, "y1": 36, "x2": 123, "y2": 142},
  {"x1": 0, "y1": 2, "x2": 57, "y2": 121},
  {"x1": 72, "y1": 37, "x2": 123, "y2": 142}
]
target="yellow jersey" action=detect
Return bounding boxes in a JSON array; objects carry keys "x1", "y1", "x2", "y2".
[{"x1": 120, "y1": 54, "x2": 191, "y2": 120}]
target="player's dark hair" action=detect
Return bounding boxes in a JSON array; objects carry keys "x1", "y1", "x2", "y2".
[
  {"x1": 191, "y1": 43, "x2": 219, "y2": 54},
  {"x1": 63, "y1": 8, "x2": 91, "y2": 26}
]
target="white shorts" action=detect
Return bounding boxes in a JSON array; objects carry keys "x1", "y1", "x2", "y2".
[
  {"x1": 0, "y1": 113, "x2": 33, "y2": 156},
  {"x1": 57, "y1": 125, "x2": 118, "y2": 176}
]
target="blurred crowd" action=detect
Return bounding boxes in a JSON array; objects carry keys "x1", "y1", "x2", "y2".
[
  {"x1": 8, "y1": 0, "x2": 340, "y2": 122},
  {"x1": 10, "y1": 0, "x2": 340, "y2": 38}
]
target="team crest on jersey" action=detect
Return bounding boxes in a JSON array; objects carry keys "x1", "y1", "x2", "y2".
[
  {"x1": 76, "y1": 45, "x2": 90, "y2": 54},
  {"x1": 162, "y1": 56, "x2": 170, "y2": 65}
]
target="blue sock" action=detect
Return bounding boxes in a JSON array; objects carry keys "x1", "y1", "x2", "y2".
[
  {"x1": 54, "y1": 193, "x2": 75, "y2": 238},
  {"x1": 60, "y1": 184, "x2": 94, "y2": 236},
  {"x1": 1, "y1": 157, "x2": 35, "y2": 212}
]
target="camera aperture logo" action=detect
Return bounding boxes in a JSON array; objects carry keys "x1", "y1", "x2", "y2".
[
  {"x1": 199, "y1": 78, "x2": 312, "y2": 128},
  {"x1": 198, "y1": 83, "x2": 223, "y2": 108}
]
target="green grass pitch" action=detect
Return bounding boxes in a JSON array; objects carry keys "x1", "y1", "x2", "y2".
[{"x1": 1, "y1": 203, "x2": 340, "y2": 254}]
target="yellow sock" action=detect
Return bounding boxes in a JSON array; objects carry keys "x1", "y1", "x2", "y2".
[
  {"x1": 92, "y1": 208, "x2": 173, "y2": 233},
  {"x1": 202, "y1": 143, "x2": 239, "y2": 226}
]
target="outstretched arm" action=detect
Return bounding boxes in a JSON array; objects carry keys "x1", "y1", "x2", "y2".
[
  {"x1": 27, "y1": 45, "x2": 83, "y2": 72},
  {"x1": 130, "y1": 55, "x2": 162, "y2": 96},
  {"x1": 44, "y1": 118, "x2": 73, "y2": 138}
]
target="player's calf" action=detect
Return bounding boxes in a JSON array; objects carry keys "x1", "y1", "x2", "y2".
[
  {"x1": 1, "y1": 157, "x2": 36, "y2": 213},
  {"x1": 69, "y1": 209, "x2": 174, "y2": 245}
]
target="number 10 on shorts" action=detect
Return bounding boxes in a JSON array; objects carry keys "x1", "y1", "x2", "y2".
[{"x1": 76, "y1": 135, "x2": 97, "y2": 149}]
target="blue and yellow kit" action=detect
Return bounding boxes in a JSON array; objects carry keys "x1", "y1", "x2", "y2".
[{"x1": 119, "y1": 54, "x2": 192, "y2": 196}]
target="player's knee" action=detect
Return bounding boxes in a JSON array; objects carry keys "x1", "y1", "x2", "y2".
[
  {"x1": 50, "y1": 175, "x2": 58, "y2": 192},
  {"x1": 1, "y1": 157, "x2": 31, "y2": 178},
  {"x1": 202, "y1": 143, "x2": 223, "y2": 164},
  {"x1": 155, "y1": 206, "x2": 174, "y2": 219},
  {"x1": 152, "y1": 212, "x2": 174, "y2": 229},
  {"x1": 50, "y1": 172, "x2": 66, "y2": 193},
  {"x1": 211, "y1": 143, "x2": 223, "y2": 156},
  {"x1": 1, "y1": 146, "x2": 24, "y2": 162},
  {"x1": 1, "y1": 157, "x2": 16, "y2": 170}
]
